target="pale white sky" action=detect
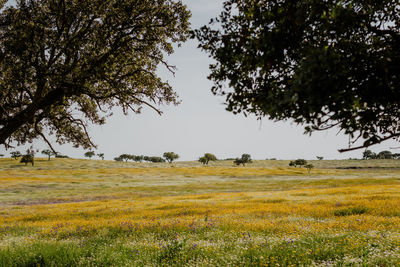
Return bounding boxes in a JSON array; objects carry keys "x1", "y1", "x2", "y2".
[{"x1": 1, "y1": 0, "x2": 398, "y2": 160}]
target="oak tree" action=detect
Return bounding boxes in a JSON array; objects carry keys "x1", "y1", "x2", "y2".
[
  {"x1": 118, "y1": 154, "x2": 133, "y2": 162},
  {"x1": 234, "y1": 153, "x2": 252, "y2": 166},
  {"x1": 304, "y1": 164, "x2": 314, "y2": 175},
  {"x1": 84, "y1": 151, "x2": 95, "y2": 159},
  {"x1": 41, "y1": 149, "x2": 57, "y2": 160},
  {"x1": 20, "y1": 154, "x2": 34, "y2": 166},
  {"x1": 20, "y1": 148, "x2": 35, "y2": 166},
  {"x1": 10, "y1": 151, "x2": 22, "y2": 160},
  {"x1": 0, "y1": 0, "x2": 190, "y2": 151},
  {"x1": 194, "y1": 0, "x2": 400, "y2": 152},
  {"x1": 199, "y1": 153, "x2": 217, "y2": 165},
  {"x1": 163, "y1": 152, "x2": 179, "y2": 163}
]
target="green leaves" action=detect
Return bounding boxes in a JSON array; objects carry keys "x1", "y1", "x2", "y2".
[
  {"x1": 194, "y1": 0, "x2": 400, "y2": 151},
  {"x1": 0, "y1": 0, "x2": 190, "y2": 149},
  {"x1": 163, "y1": 152, "x2": 179, "y2": 163}
]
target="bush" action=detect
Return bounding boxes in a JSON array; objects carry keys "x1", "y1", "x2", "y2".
[{"x1": 234, "y1": 154, "x2": 252, "y2": 166}]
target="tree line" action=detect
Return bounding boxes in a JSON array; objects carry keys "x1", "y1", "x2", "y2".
[
  {"x1": 110, "y1": 152, "x2": 179, "y2": 163},
  {"x1": 362, "y1": 150, "x2": 400, "y2": 160}
]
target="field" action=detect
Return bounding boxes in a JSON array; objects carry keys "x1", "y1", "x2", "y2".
[{"x1": 0, "y1": 158, "x2": 399, "y2": 266}]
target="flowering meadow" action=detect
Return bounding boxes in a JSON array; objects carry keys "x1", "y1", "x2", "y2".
[{"x1": 0, "y1": 158, "x2": 399, "y2": 266}]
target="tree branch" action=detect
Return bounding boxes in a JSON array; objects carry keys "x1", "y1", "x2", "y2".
[{"x1": 339, "y1": 133, "x2": 400, "y2": 153}]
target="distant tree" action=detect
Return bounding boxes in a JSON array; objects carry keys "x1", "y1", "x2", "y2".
[
  {"x1": 316, "y1": 156, "x2": 324, "y2": 161},
  {"x1": 20, "y1": 154, "x2": 34, "y2": 166},
  {"x1": 199, "y1": 157, "x2": 207, "y2": 165},
  {"x1": 199, "y1": 153, "x2": 217, "y2": 165},
  {"x1": 10, "y1": 151, "x2": 22, "y2": 160},
  {"x1": 97, "y1": 153, "x2": 105, "y2": 160},
  {"x1": 392, "y1": 153, "x2": 400, "y2": 160},
  {"x1": 163, "y1": 152, "x2": 179, "y2": 163},
  {"x1": 294, "y1": 159, "x2": 307, "y2": 167},
  {"x1": 377, "y1": 150, "x2": 393, "y2": 159},
  {"x1": 234, "y1": 154, "x2": 252, "y2": 166},
  {"x1": 84, "y1": 151, "x2": 95, "y2": 160},
  {"x1": 290, "y1": 159, "x2": 308, "y2": 167},
  {"x1": 133, "y1": 155, "x2": 144, "y2": 162},
  {"x1": 55, "y1": 154, "x2": 69, "y2": 158},
  {"x1": 42, "y1": 149, "x2": 57, "y2": 161},
  {"x1": 143, "y1": 156, "x2": 150, "y2": 162},
  {"x1": 114, "y1": 156, "x2": 123, "y2": 162},
  {"x1": 117, "y1": 154, "x2": 133, "y2": 162},
  {"x1": 20, "y1": 148, "x2": 35, "y2": 166},
  {"x1": 0, "y1": 154, "x2": 4, "y2": 157},
  {"x1": 363, "y1": 150, "x2": 377, "y2": 160},
  {"x1": 305, "y1": 164, "x2": 314, "y2": 175},
  {"x1": 149, "y1": 156, "x2": 166, "y2": 163}
]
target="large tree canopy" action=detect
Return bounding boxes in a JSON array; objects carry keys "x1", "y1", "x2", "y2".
[
  {"x1": 194, "y1": 0, "x2": 400, "y2": 152},
  {"x1": 0, "y1": 0, "x2": 190, "y2": 150}
]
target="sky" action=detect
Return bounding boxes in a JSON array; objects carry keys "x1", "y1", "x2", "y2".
[{"x1": 1, "y1": 0, "x2": 398, "y2": 161}]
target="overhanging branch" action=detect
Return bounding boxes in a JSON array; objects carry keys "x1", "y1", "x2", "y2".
[{"x1": 338, "y1": 133, "x2": 400, "y2": 153}]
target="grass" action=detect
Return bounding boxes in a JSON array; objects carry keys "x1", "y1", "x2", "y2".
[{"x1": 0, "y1": 158, "x2": 399, "y2": 266}]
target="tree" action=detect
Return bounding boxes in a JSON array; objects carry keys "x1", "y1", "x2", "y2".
[
  {"x1": 163, "y1": 152, "x2": 179, "y2": 163},
  {"x1": 0, "y1": 0, "x2": 190, "y2": 151},
  {"x1": 304, "y1": 164, "x2": 314, "y2": 175},
  {"x1": 294, "y1": 159, "x2": 307, "y2": 167},
  {"x1": 114, "y1": 156, "x2": 123, "y2": 162},
  {"x1": 97, "y1": 153, "x2": 105, "y2": 160},
  {"x1": 194, "y1": 0, "x2": 400, "y2": 152},
  {"x1": 20, "y1": 154, "x2": 34, "y2": 166},
  {"x1": 84, "y1": 151, "x2": 95, "y2": 160},
  {"x1": 0, "y1": 154, "x2": 3, "y2": 157},
  {"x1": 377, "y1": 150, "x2": 393, "y2": 159},
  {"x1": 199, "y1": 157, "x2": 208, "y2": 165},
  {"x1": 199, "y1": 153, "x2": 217, "y2": 165},
  {"x1": 392, "y1": 153, "x2": 400, "y2": 160},
  {"x1": 42, "y1": 149, "x2": 57, "y2": 161},
  {"x1": 149, "y1": 156, "x2": 166, "y2": 163},
  {"x1": 117, "y1": 154, "x2": 133, "y2": 162},
  {"x1": 234, "y1": 154, "x2": 252, "y2": 166},
  {"x1": 316, "y1": 156, "x2": 324, "y2": 161},
  {"x1": 20, "y1": 148, "x2": 35, "y2": 166},
  {"x1": 55, "y1": 154, "x2": 69, "y2": 158},
  {"x1": 363, "y1": 150, "x2": 377, "y2": 160},
  {"x1": 290, "y1": 159, "x2": 307, "y2": 168},
  {"x1": 133, "y1": 155, "x2": 144, "y2": 162},
  {"x1": 10, "y1": 151, "x2": 22, "y2": 160}
]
